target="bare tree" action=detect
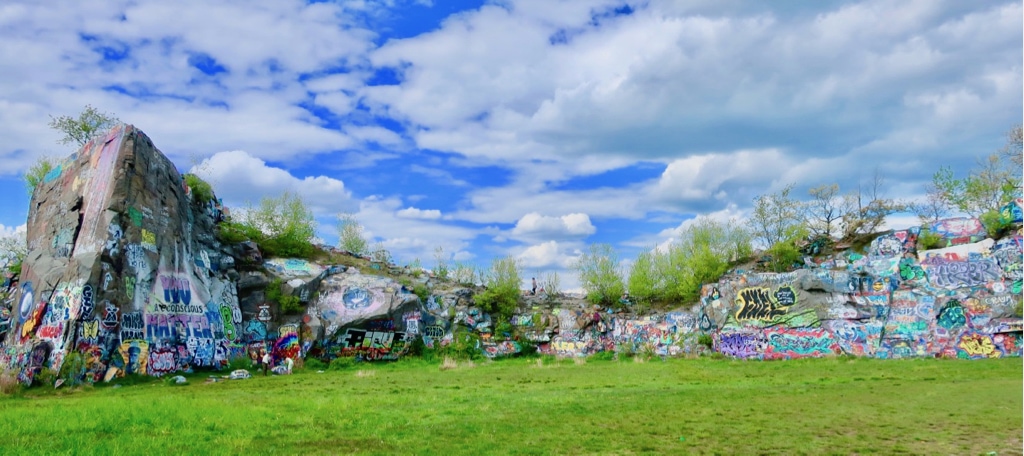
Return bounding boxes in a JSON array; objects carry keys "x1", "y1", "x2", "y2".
[
  {"x1": 841, "y1": 170, "x2": 906, "y2": 239},
  {"x1": 912, "y1": 183, "x2": 952, "y2": 226},
  {"x1": 803, "y1": 184, "x2": 851, "y2": 239},
  {"x1": 748, "y1": 184, "x2": 803, "y2": 248}
]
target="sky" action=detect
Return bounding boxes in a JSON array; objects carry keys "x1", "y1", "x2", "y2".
[{"x1": 0, "y1": 0, "x2": 1021, "y2": 291}]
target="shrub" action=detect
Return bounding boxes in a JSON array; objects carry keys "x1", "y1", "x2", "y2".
[
  {"x1": 697, "y1": 334, "x2": 714, "y2": 349},
  {"x1": 336, "y1": 213, "x2": 368, "y2": 256},
  {"x1": 661, "y1": 217, "x2": 752, "y2": 302},
  {"x1": 35, "y1": 368, "x2": 57, "y2": 387},
  {"x1": 227, "y1": 356, "x2": 254, "y2": 371},
  {"x1": 57, "y1": 352, "x2": 86, "y2": 387},
  {"x1": 574, "y1": 244, "x2": 625, "y2": 306},
  {"x1": 917, "y1": 229, "x2": 945, "y2": 251},
  {"x1": 329, "y1": 357, "x2": 356, "y2": 371},
  {"x1": 475, "y1": 256, "x2": 522, "y2": 320},
  {"x1": 183, "y1": 173, "x2": 215, "y2": 204},
  {"x1": 412, "y1": 284, "x2": 430, "y2": 304},
  {"x1": 980, "y1": 209, "x2": 1013, "y2": 239},
  {"x1": 0, "y1": 370, "x2": 20, "y2": 395},
  {"x1": 216, "y1": 221, "x2": 255, "y2": 244},
  {"x1": 238, "y1": 192, "x2": 317, "y2": 259},
  {"x1": 266, "y1": 278, "x2": 304, "y2": 315},
  {"x1": 304, "y1": 358, "x2": 327, "y2": 370},
  {"x1": 591, "y1": 351, "x2": 616, "y2": 362},
  {"x1": 627, "y1": 249, "x2": 660, "y2": 305}
]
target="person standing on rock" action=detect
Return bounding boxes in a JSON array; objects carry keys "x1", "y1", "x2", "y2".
[{"x1": 531, "y1": 278, "x2": 538, "y2": 295}]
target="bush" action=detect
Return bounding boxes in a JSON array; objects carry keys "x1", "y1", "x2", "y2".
[
  {"x1": 329, "y1": 357, "x2": 356, "y2": 370},
  {"x1": 35, "y1": 368, "x2": 57, "y2": 387},
  {"x1": 183, "y1": 173, "x2": 215, "y2": 204},
  {"x1": 437, "y1": 328, "x2": 482, "y2": 360},
  {"x1": 304, "y1": 358, "x2": 327, "y2": 370},
  {"x1": 575, "y1": 244, "x2": 625, "y2": 306},
  {"x1": 58, "y1": 352, "x2": 86, "y2": 387},
  {"x1": 627, "y1": 249, "x2": 660, "y2": 305},
  {"x1": 475, "y1": 256, "x2": 522, "y2": 320},
  {"x1": 980, "y1": 209, "x2": 1013, "y2": 239},
  {"x1": 0, "y1": 370, "x2": 20, "y2": 395},
  {"x1": 661, "y1": 217, "x2": 752, "y2": 302},
  {"x1": 266, "y1": 278, "x2": 304, "y2": 315},
  {"x1": 336, "y1": 213, "x2": 368, "y2": 256},
  {"x1": 216, "y1": 221, "x2": 255, "y2": 244},
  {"x1": 412, "y1": 284, "x2": 430, "y2": 303},
  {"x1": 227, "y1": 356, "x2": 254, "y2": 371},
  {"x1": 697, "y1": 334, "x2": 714, "y2": 349},
  {"x1": 237, "y1": 192, "x2": 317, "y2": 259},
  {"x1": 591, "y1": 351, "x2": 616, "y2": 362},
  {"x1": 917, "y1": 229, "x2": 945, "y2": 251}
]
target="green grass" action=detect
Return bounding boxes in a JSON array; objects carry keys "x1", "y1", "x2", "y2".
[{"x1": 0, "y1": 357, "x2": 1020, "y2": 455}]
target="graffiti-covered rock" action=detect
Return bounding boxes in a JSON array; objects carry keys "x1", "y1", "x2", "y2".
[{"x1": 2, "y1": 124, "x2": 241, "y2": 383}]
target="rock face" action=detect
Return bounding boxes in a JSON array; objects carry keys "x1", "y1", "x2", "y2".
[{"x1": 4, "y1": 125, "x2": 240, "y2": 383}]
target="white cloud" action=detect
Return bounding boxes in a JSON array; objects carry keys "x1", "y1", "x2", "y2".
[
  {"x1": 511, "y1": 212, "x2": 596, "y2": 241},
  {"x1": 190, "y1": 150, "x2": 356, "y2": 215},
  {"x1": 396, "y1": 207, "x2": 442, "y2": 220},
  {"x1": 516, "y1": 240, "x2": 580, "y2": 269}
]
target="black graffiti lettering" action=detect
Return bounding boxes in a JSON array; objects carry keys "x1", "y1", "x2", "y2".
[{"x1": 735, "y1": 287, "x2": 789, "y2": 321}]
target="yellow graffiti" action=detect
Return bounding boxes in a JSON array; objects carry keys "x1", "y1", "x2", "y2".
[
  {"x1": 81, "y1": 320, "x2": 99, "y2": 340},
  {"x1": 550, "y1": 340, "x2": 586, "y2": 351},
  {"x1": 141, "y1": 229, "x2": 157, "y2": 251},
  {"x1": 118, "y1": 340, "x2": 150, "y2": 375},
  {"x1": 959, "y1": 335, "x2": 999, "y2": 358}
]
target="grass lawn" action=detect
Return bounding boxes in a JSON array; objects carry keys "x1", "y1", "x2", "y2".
[{"x1": 0, "y1": 356, "x2": 1019, "y2": 455}]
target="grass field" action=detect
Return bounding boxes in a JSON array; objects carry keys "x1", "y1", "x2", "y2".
[{"x1": 0, "y1": 356, "x2": 1019, "y2": 455}]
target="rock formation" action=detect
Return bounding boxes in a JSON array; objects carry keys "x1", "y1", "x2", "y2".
[{"x1": 5, "y1": 124, "x2": 240, "y2": 383}]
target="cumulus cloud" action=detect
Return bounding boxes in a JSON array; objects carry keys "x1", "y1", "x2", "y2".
[
  {"x1": 511, "y1": 212, "x2": 596, "y2": 241},
  {"x1": 516, "y1": 240, "x2": 580, "y2": 269},
  {"x1": 396, "y1": 207, "x2": 442, "y2": 220},
  {"x1": 190, "y1": 150, "x2": 356, "y2": 215}
]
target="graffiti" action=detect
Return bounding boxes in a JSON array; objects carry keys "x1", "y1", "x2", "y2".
[
  {"x1": 424, "y1": 325, "x2": 444, "y2": 338},
  {"x1": 342, "y1": 287, "x2": 376, "y2": 310},
  {"x1": 159, "y1": 275, "x2": 192, "y2": 305},
  {"x1": 1000, "y1": 199, "x2": 1023, "y2": 224},
  {"x1": 125, "y1": 207, "x2": 143, "y2": 227},
  {"x1": 117, "y1": 340, "x2": 150, "y2": 376},
  {"x1": 121, "y1": 312, "x2": 144, "y2": 341},
  {"x1": 148, "y1": 348, "x2": 176, "y2": 376},
  {"x1": 403, "y1": 312, "x2": 421, "y2": 335},
  {"x1": 735, "y1": 287, "x2": 790, "y2": 321},
  {"x1": 765, "y1": 329, "x2": 838, "y2": 359},
  {"x1": 140, "y1": 229, "x2": 157, "y2": 252},
  {"x1": 936, "y1": 300, "x2": 966, "y2": 330},
  {"x1": 79, "y1": 285, "x2": 94, "y2": 319},
  {"x1": 105, "y1": 223, "x2": 123, "y2": 256},
  {"x1": 336, "y1": 328, "x2": 407, "y2": 360},
  {"x1": 482, "y1": 341, "x2": 521, "y2": 358},
  {"x1": 145, "y1": 314, "x2": 213, "y2": 341},
  {"x1": 273, "y1": 325, "x2": 300, "y2": 361},
  {"x1": 958, "y1": 334, "x2": 1000, "y2": 359},
  {"x1": 716, "y1": 332, "x2": 763, "y2": 359},
  {"x1": 930, "y1": 217, "x2": 986, "y2": 241},
  {"x1": 77, "y1": 319, "x2": 100, "y2": 345},
  {"x1": 52, "y1": 228, "x2": 73, "y2": 258},
  {"x1": 698, "y1": 312, "x2": 713, "y2": 331},
  {"x1": 126, "y1": 244, "x2": 147, "y2": 271},
  {"x1": 220, "y1": 306, "x2": 237, "y2": 341},
  {"x1": 18, "y1": 282, "x2": 35, "y2": 322},
  {"x1": 898, "y1": 257, "x2": 926, "y2": 282},
  {"x1": 243, "y1": 320, "x2": 267, "y2": 342},
  {"x1": 773, "y1": 285, "x2": 797, "y2": 306},
  {"x1": 264, "y1": 258, "x2": 324, "y2": 276},
  {"x1": 124, "y1": 276, "x2": 135, "y2": 301},
  {"x1": 870, "y1": 234, "x2": 904, "y2": 257},
  {"x1": 257, "y1": 305, "x2": 271, "y2": 322},
  {"x1": 925, "y1": 259, "x2": 1001, "y2": 288}
]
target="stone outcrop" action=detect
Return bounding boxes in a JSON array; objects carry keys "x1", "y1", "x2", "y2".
[{"x1": 4, "y1": 124, "x2": 240, "y2": 383}]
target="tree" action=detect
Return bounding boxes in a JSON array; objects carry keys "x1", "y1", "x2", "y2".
[
  {"x1": 541, "y1": 271, "x2": 561, "y2": 297},
  {"x1": 475, "y1": 255, "x2": 523, "y2": 319},
  {"x1": 840, "y1": 170, "x2": 906, "y2": 239},
  {"x1": 22, "y1": 155, "x2": 59, "y2": 195},
  {"x1": 748, "y1": 184, "x2": 803, "y2": 248},
  {"x1": 336, "y1": 213, "x2": 368, "y2": 255},
  {"x1": 932, "y1": 155, "x2": 1016, "y2": 218},
  {"x1": 574, "y1": 243, "x2": 625, "y2": 306},
  {"x1": 662, "y1": 217, "x2": 751, "y2": 302},
  {"x1": 803, "y1": 183, "x2": 850, "y2": 239},
  {"x1": 433, "y1": 246, "x2": 449, "y2": 280},
  {"x1": 627, "y1": 248, "x2": 661, "y2": 304},
  {"x1": 0, "y1": 230, "x2": 27, "y2": 273},
  {"x1": 238, "y1": 191, "x2": 317, "y2": 258},
  {"x1": 48, "y1": 104, "x2": 120, "y2": 147},
  {"x1": 912, "y1": 183, "x2": 952, "y2": 226}
]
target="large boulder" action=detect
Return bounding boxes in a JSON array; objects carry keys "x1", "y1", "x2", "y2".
[{"x1": 4, "y1": 124, "x2": 241, "y2": 383}]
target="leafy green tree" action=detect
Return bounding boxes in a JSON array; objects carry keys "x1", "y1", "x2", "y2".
[
  {"x1": 475, "y1": 255, "x2": 523, "y2": 319},
  {"x1": 336, "y1": 212, "x2": 368, "y2": 255},
  {"x1": 662, "y1": 217, "x2": 751, "y2": 303},
  {"x1": 933, "y1": 154, "x2": 1019, "y2": 218},
  {"x1": 48, "y1": 104, "x2": 120, "y2": 147},
  {"x1": 22, "y1": 155, "x2": 59, "y2": 195},
  {"x1": 574, "y1": 243, "x2": 625, "y2": 306},
  {"x1": 0, "y1": 230, "x2": 27, "y2": 274},
  {"x1": 627, "y1": 248, "x2": 661, "y2": 304},
  {"x1": 239, "y1": 191, "x2": 317, "y2": 258}
]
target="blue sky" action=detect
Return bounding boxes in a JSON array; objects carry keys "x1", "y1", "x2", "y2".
[{"x1": 0, "y1": 0, "x2": 1021, "y2": 290}]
